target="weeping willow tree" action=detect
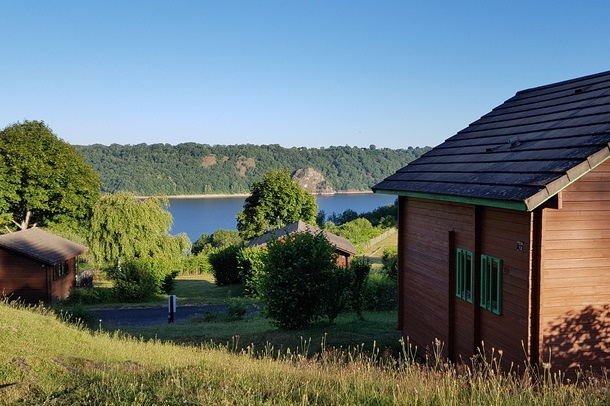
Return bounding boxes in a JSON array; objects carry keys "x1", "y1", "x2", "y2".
[{"x1": 88, "y1": 192, "x2": 190, "y2": 265}]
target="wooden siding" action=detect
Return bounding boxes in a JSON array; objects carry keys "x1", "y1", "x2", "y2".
[
  {"x1": 0, "y1": 247, "x2": 49, "y2": 302},
  {"x1": 399, "y1": 197, "x2": 534, "y2": 367},
  {"x1": 399, "y1": 197, "x2": 475, "y2": 359},
  {"x1": 0, "y1": 248, "x2": 76, "y2": 303},
  {"x1": 540, "y1": 159, "x2": 610, "y2": 372},
  {"x1": 50, "y1": 257, "x2": 77, "y2": 301},
  {"x1": 478, "y1": 207, "x2": 532, "y2": 368}
]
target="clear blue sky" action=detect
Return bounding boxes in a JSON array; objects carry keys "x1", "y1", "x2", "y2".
[{"x1": 2, "y1": 1, "x2": 609, "y2": 149}]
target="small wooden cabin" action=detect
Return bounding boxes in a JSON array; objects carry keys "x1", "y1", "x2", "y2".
[
  {"x1": 247, "y1": 221, "x2": 356, "y2": 267},
  {"x1": 373, "y1": 70, "x2": 610, "y2": 373},
  {"x1": 0, "y1": 228, "x2": 88, "y2": 303}
]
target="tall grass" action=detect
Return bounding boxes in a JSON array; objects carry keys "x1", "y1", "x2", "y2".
[{"x1": 1, "y1": 301, "x2": 609, "y2": 405}]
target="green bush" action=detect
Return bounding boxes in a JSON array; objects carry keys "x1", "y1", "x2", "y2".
[
  {"x1": 64, "y1": 287, "x2": 113, "y2": 305},
  {"x1": 349, "y1": 257, "x2": 371, "y2": 318},
  {"x1": 209, "y1": 245, "x2": 242, "y2": 285},
  {"x1": 363, "y1": 272, "x2": 398, "y2": 311},
  {"x1": 110, "y1": 258, "x2": 180, "y2": 302},
  {"x1": 325, "y1": 218, "x2": 384, "y2": 245},
  {"x1": 323, "y1": 266, "x2": 352, "y2": 323},
  {"x1": 237, "y1": 246, "x2": 267, "y2": 297},
  {"x1": 381, "y1": 247, "x2": 398, "y2": 280},
  {"x1": 192, "y1": 229, "x2": 243, "y2": 256},
  {"x1": 227, "y1": 298, "x2": 248, "y2": 321},
  {"x1": 259, "y1": 232, "x2": 336, "y2": 329}
]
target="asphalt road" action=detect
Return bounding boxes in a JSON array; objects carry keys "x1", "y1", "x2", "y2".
[{"x1": 93, "y1": 305, "x2": 229, "y2": 327}]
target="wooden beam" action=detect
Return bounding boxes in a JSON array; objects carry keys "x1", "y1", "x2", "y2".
[
  {"x1": 529, "y1": 208, "x2": 543, "y2": 368},
  {"x1": 473, "y1": 205, "x2": 482, "y2": 353},
  {"x1": 448, "y1": 230, "x2": 456, "y2": 362}
]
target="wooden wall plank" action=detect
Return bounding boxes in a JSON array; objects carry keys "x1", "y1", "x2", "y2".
[{"x1": 540, "y1": 159, "x2": 610, "y2": 372}]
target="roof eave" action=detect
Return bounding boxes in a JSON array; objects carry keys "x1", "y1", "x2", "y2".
[
  {"x1": 373, "y1": 189, "x2": 528, "y2": 211},
  {"x1": 525, "y1": 143, "x2": 610, "y2": 211}
]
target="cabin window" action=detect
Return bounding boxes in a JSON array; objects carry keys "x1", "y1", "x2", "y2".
[
  {"x1": 455, "y1": 248, "x2": 473, "y2": 303},
  {"x1": 55, "y1": 261, "x2": 69, "y2": 279},
  {"x1": 480, "y1": 255, "x2": 502, "y2": 315}
]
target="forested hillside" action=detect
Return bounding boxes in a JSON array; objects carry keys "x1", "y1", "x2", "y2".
[{"x1": 76, "y1": 143, "x2": 430, "y2": 195}]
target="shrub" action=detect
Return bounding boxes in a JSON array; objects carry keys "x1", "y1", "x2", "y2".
[
  {"x1": 209, "y1": 244, "x2": 242, "y2": 285},
  {"x1": 227, "y1": 298, "x2": 248, "y2": 321},
  {"x1": 111, "y1": 260, "x2": 158, "y2": 302},
  {"x1": 323, "y1": 266, "x2": 352, "y2": 323},
  {"x1": 110, "y1": 258, "x2": 179, "y2": 302},
  {"x1": 381, "y1": 247, "x2": 398, "y2": 280},
  {"x1": 363, "y1": 272, "x2": 398, "y2": 311},
  {"x1": 192, "y1": 229, "x2": 243, "y2": 255},
  {"x1": 349, "y1": 256, "x2": 371, "y2": 318},
  {"x1": 237, "y1": 246, "x2": 267, "y2": 297},
  {"x1": 161, "y1": 270, "x2": 180, "y2": 294},
  {"x1": 259, "y1": 232, "x2": 336, "y2": 329},
  {"x1": 65, "y1": 287, "x2": 113, "y2": 305},
  {"x1": 325, "y1": 218, "x2": 383, "y2": 245}
]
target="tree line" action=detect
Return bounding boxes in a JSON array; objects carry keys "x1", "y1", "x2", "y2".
[
  {"x1": 1, "y1": 120, "x2": 399, "y2": 325},
  {"x1": 75, "y1": 142, "x2": 430, "y2": 195}
]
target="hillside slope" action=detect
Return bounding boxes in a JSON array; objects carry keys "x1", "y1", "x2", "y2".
[{"x1": 76, "y1": 143, "x2": 430, "y2": 195}]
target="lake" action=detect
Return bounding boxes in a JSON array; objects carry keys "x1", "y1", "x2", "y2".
[{"x1": 168, "y1": 193, "x2": 395, "y2": 241}]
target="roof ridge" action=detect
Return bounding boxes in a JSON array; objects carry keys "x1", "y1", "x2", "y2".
[{"x1": 515, "y1": 70, "x2": 610, "y2": 97}]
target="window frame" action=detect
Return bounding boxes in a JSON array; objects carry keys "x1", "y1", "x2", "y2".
[
  {"x1": 455, "y1": 248, "x2": 474, "y2": 303},
  {"x1": 54, "y1": 260, "x2": 69, "y2": 279},
  {"x1": 480, "y1": 254, "x2": 502, "y2": 315}
]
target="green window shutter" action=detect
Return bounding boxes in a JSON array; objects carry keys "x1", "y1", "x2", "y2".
[
  {"x1": 456, "y1": 248, "x2": 473, "y2": 303},
  {"x1": 480, "y1": 255, "x2": 502, "y2": 315}
]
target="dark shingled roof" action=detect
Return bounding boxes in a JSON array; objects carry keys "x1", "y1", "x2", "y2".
[
  {"x1": 247, "y1": 220, "x2": 356, "y2": 255},
  {"x1": 373, "y1": 70, "x2": 610, "y2": 211},
  {"x1": 0, "y1": 228, "x2": 89, "y2": 265}
]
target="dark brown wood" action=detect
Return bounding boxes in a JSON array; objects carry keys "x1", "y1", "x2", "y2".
[
  {"x1": 448, "y1": 230, "x2": 456, "y2": 362},
  {"x1": 530, "y1": 209, "x2": 542, "y2": 368},
  {"x1": 472, "y1": 206, "x2": 482, "y2": 354}
]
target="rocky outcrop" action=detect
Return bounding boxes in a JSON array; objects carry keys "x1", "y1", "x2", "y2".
[{"x1": 292, "y1": 167, "x2": 334, "y2": 194}]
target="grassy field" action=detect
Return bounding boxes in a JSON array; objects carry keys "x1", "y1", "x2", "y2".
[
  {"x1": 3, "y1": 233, "x2": 610, "y2": 404},
  {"x1": 2, "y1": 301, "x2": 609, "y2": 405}
]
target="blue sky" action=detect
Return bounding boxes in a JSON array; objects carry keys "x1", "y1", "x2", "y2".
[{"x1": 2, "y1": 1, "x2": 610, "y2": 149}]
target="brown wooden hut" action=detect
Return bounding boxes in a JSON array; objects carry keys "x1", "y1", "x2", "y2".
[
  {"x1": 373, "y1": 70, "x2": 610, "y2": 373},
  {"x1": 247, "y1": 221, "x2": 356, "y2": 267},
  {"x1": 0, "y1": 228, "x2": 88, "y2": 303}
]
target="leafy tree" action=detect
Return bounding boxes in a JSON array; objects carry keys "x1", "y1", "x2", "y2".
[
  {"x1": 208, "y1": 244, "x2": 242, "y2": 286},
  {"x1": 259, "y1": 231, "x2": 337, "y2": 329},
  {"x1": 0, "y1": 120, "x2": 100, "y2": 230},
  {"x1": 237, "y1": 169, "x2": 317, "y2": 240},
  {"x1": 88, "y1": 192, "x2": 190, "y2": 264},
  {"x1": 76, "y1": 142, "x2": 432, "y2": 196},
  {"x1": 191, "y1": 229, "x2": 242, "y2": 255}
]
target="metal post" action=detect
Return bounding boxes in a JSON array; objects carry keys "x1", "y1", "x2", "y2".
[{"x1": 168, "y1": 294, "x2": 176, "y2": 323}]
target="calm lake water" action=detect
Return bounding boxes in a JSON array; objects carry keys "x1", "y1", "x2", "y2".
[{"x1": 168, "y1": 193, "x2": 395, "y2": 241}]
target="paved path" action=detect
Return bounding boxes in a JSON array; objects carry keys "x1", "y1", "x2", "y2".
[{"x1": 93, "y1": 304, "x2": 230, "y2": 327}]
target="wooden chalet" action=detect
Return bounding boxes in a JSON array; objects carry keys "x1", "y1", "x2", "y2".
[
  {"x1": 373, "y1": 70, "x2": 610, "y2": 373},
  {"x1": 247, "y1": 221, "x2": 356, "y2": 267},
  {"x1": 0, "y1": 228, "x2": 88, "y2": 303}
]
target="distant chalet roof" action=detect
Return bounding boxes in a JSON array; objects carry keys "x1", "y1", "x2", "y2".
[
  {"x1": 0, "y1": 228, "x2": 89, "y2": 265},
  {"x1": 247, "y1": 221, "x2": 356, "y2": 255},
  {"x1": 373, "y1": 70, "x2": 610, "y2": 211}
]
